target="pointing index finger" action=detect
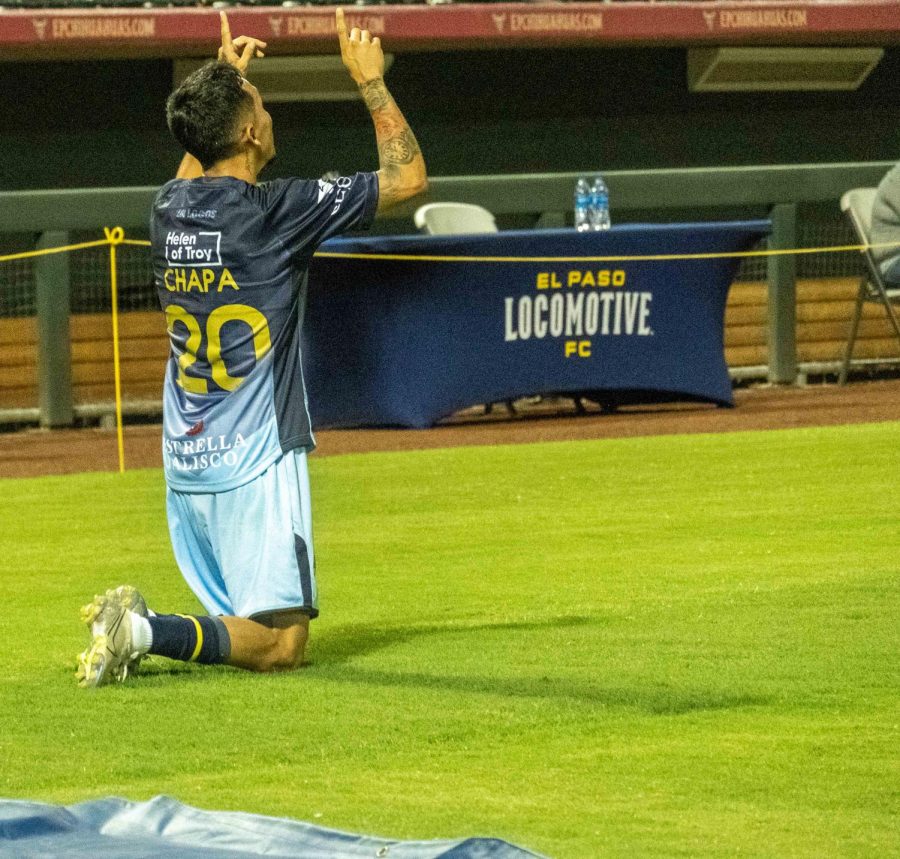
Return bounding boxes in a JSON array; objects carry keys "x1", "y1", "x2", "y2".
[
  {"x1": 220, "y1": 10, "x2": 233, "y2": 49},
  {"x1": 335, "y1": 7, "x2": 349, "y2": 50}
]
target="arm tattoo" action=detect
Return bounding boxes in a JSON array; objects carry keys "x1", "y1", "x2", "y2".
[
  {"x1": 359, "y1": 78, "x2": 392, "y2": 113},
  {"x1": 380, "y1": 129, "x2": 419, "y2": 167},
  {"x1": 371, "y1": 96, "x2": 421, "y2": 183},
  {"x1": 374, "y1": 114, "x2": 403, "y2": 138},
  {"x1": 362, "y1": 79, "x2": 426, "y2": 209}
]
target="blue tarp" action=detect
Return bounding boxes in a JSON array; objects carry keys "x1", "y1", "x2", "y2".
[{"x1": 0, "y1": 795, "x2": 547, "y2": 858}]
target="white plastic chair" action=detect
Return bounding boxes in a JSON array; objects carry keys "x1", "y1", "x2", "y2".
[
  {"x1": 414, "y1": 202, "x2": 498, "y2": 236},
  {"x1": 839, "y1": 188, "x2": 900, "y2": 384}
]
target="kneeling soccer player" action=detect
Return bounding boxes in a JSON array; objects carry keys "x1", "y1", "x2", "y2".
[{"x1": 76, "y1": 8, "x2": 426, "y2": 687}]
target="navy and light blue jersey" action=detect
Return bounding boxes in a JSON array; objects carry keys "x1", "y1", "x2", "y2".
[{"x1": 151, "y1": 172, "x2": 379, "y2": 492}]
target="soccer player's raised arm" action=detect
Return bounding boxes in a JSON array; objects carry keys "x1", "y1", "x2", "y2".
[
  {"x1": 336, "y1": 8, "x2": 427, "y2": 214},
  {"x1": 174, "y1": 12, "x2": 267, "y2": 180}
]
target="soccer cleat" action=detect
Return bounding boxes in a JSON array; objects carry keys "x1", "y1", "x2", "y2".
[
  {"x1": 76, "y1": 588, "x2": 147, "y2": 688},
  {"x1": 107, "y1": 585, "x2": 149, "y2": 619},
  {"x1": 74, "y1": 648, "x2": 89, "y2": 684},
  {"x1": 87, "y1": 585, "x2": 150, "y2": 677},
  {"x1": 106, "y1": 586, "x2": 151, "y2": 679},
  {"x1": 78, "y1": 586, "x2": 149, "y2": 628}
]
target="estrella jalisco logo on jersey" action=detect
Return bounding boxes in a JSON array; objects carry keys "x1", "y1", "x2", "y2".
[
  {"x1": 161, "y1": 352, "x2": 285, "y2": 492},
  {"x1": 502, "y1": 267, "x2": 654, "y2": 359}
]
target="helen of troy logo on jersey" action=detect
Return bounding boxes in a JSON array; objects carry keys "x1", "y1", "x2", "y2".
[{"x1": 164, "y1": 231, "x2": 223, "y2": 267}]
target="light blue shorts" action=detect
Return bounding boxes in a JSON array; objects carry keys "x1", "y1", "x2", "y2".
[{"x1": 166, "y1": 449, "x2": 318, "y2": 619}]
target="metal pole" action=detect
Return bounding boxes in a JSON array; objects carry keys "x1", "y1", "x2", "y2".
[
  {"x1": 766, "y1": 203, "x2": 798, "y2": 384},
  {"x1": 34, "y1": 231, "x2": 74, "y2": 427}
]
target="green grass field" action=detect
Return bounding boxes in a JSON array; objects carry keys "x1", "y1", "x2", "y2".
[{"x1": 0, "y1": 422, "x2": 898, "y2": 857}]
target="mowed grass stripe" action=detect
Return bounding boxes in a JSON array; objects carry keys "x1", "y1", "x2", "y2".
[{"x1": 0, "y1": 422, "x2": 897, "y2": 858}]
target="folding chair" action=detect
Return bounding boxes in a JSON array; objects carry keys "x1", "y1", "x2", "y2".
[
  {"x1": 414, "y1": 202, "x2": 498, "y2": 236},
  {"x1": 839, "y1": 188, "x2": 900, "y2": 384}
]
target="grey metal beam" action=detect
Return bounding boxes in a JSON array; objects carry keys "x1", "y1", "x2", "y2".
[
  {"x1": 34, "y1": 231, "x2": 74, "y2": 427},
  {"x1": 382, "y1": 161, "x2": 895, "y2": 218},
  {"x1": 0, "y1": 188, "x2": 158, "y2": 232},
  {"x1": 766, "y1": 204, "x2": 798, "y2": 384}
]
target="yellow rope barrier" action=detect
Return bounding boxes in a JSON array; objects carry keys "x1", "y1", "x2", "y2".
[
  {"x1": 0, "y1": 238, "x2": 112, "y2": 264},
  {"x1": 314, "y1": 240, "x2": 900, "y2": 264},
  {"x1": 2, "y1": 231, "x2": 899, "y2": 264},
  {"x1": 104, "y1": 227, "x2": 126, "y2": 476}
]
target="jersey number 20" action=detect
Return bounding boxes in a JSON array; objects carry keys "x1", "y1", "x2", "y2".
[{"x1": 165, "y1": 304, "x2": 272, "y2": 394}]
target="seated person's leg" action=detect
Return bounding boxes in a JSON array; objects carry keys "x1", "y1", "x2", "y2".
[{"x1": 883, "y1": 256, "x2": 900, "y2": 288}]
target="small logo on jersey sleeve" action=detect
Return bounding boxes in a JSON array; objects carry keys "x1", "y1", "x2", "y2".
[
  {"x1": 316, "y1": 179, "x2": 335, "y2": 204},
  {"x1": 165, "y1": 230, "x2": 222, "y2": 267},
  {"x1": 318, "y1": 177, "x2": 355, "y2": 215}
]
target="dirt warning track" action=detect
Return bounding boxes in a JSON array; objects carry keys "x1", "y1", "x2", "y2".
[{"x1": 1, "y1": 380, "x2": 899, "y2": 480}]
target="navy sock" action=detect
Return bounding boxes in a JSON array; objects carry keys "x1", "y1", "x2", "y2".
[{"x1": 147, "y1": 614, "x2": 231, "y2": 664}]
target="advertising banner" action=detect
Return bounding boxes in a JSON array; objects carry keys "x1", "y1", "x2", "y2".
[{"x1": 304, "y1": 221, "x2": 770, "y2": 429}]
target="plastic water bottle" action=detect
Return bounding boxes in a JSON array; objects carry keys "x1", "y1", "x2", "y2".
[
  {"x1": 574, "y1": 177, "x2": 591, "y2": 232},
  {"x1": 590, "y1": 175, "x2": 611, "y2": 230}
]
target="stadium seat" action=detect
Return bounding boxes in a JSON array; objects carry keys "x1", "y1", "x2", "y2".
[
  {"x1": 838, "y1": 187, "x2": 900, "y2": 384},
  {"x1": 414, "y1": 202, "x2": 498, "y2": 236}
]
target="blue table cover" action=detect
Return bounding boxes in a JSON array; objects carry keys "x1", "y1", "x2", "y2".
[
  {"x1": 0, "y1": 795, "x2": 547, "y2": 858},
  {"x1": 304, "y1": 222, "x2": 770, "y2": 429}
]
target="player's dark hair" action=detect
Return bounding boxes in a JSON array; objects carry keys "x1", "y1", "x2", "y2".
[{"x1": 166, "y1": 62, "x2": 253, "y2": 171}]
